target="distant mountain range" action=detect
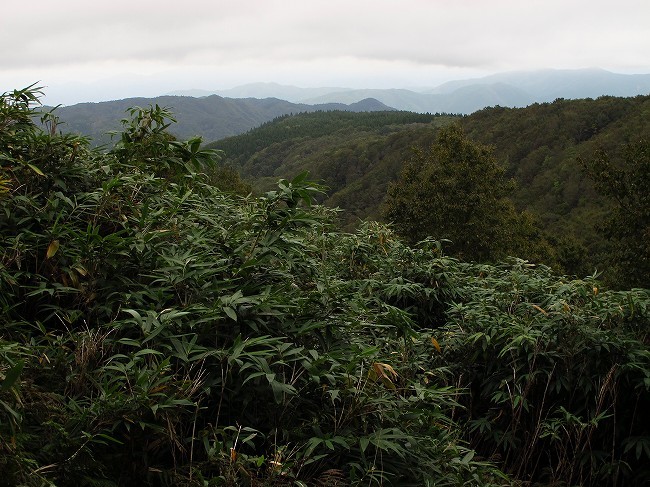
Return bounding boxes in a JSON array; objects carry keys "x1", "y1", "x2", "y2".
[
  {"x1": 168, "y1": 83, "x2": 353, "y2": 102},
  {"x1": 171, "y1": 68, "x2": 650, "y2": 114},
  {"x1": 51, "y1": 95, "x2": 393, "y2": 146},
  {"x1": 52, "y1": 68, "x2": 650, "y2": 145}
]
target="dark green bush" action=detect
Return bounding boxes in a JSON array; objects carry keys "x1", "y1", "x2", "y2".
[
  {"x1": 1, "y1": 86, "x2": 504, "y2": 486},
  {"x1": 1, "y1": 86, "x2": 648, "y2": 487}
]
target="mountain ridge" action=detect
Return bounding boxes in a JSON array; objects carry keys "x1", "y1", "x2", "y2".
[
  {"x1": 169, "y1": 68, "x2": 650, "y2": 114},
  {"x1": 50, "y1": 68, "x2": 650, "y2": 146},
  {"x1": 51, "y1": 94, "x2": 394, "y2": 146}
]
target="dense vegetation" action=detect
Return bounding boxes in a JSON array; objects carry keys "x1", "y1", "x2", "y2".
[
  {"x1": 383, "y1": 124, "x2": 554, "y2": 264},
  {"x1": 209, "y1": 96, "x2": 650, "y2": 287},
  {"x1": 1, "y1": 87, "x2": 649, "y2": 486},
  {"x1": 577, "y1": 140, "x2": 650, "y2": 289},
  {"x1": 206, "y1": 111, "x2": 456, "y2": 227}
]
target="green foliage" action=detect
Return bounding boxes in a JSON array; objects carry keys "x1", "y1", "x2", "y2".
[
  {"x1": 383, "y1": 124, "x2": 553, "y2": 264},
  {"x1": 0, "y1": 87, "x2": 503, "y2": 486},
  {"x1": 2, "y1": 85, "x2": 648, "y2": 487},
  {"x1": 0, "y1": 84, "x2": 92, "y2": 199},
  {"x1": 214, "y1": 95, "x2": 650, "y2": 283},
  {"x1": 209, "y1": 110, "x2": 456, "y2": 228},
  {"x1": 208, "y1": 110, "x2": 444, "y2": 165},
  {"x1": 110, "y1": 104, "x2": 224, "y2": 181},
  {"x1": 579, "y1": 140, "x2": 650, "y2": 288},
  {"x1": 462, "y1": 96, "x2": 650, "y2": 280},
  {"x1": 434, "y1": 261, "x2": 650, "y2": 486},
  {"x1": 107, "y1": 104, "x2": 249, "y2": 195}
]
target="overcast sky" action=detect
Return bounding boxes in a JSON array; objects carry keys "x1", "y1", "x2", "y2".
[{"x1": 2, "y1": 0, "x2": 649, "y2": 105}]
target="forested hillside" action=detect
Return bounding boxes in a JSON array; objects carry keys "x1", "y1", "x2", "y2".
[
  {"x1": 207, "y1": 111, "x2": 458, "y2": 224},
  {"x1": 1, "y1": 86, "x2": 649, "y2": 487},
  {"x1": 462, "y1": 96, "x2": 650, "y2": 230},
  {"x1": 210, "y1": 95, "x2": 650, "y2": 287}
]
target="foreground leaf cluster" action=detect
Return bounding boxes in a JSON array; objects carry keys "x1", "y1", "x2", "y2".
[{"x1": 1, "y1": 87, "x2": 649, "y2": 486}]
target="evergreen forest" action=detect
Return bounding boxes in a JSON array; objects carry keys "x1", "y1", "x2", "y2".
[{"x1": 1, "y1": 86, "x2": 649, "y2": 486}]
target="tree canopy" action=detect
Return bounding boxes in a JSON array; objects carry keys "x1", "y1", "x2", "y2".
[
  {"x1": 580, "y1": 140, "x2": 650, "y2": 288},
  {"x1": 212, "y1": 95, "x2": 650, "y2": 284},
  {"x1": 383, "y1": 124, "x2": 553, "y2": 263}
]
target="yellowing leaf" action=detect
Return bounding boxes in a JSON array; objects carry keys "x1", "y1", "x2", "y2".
[
  {"x1": 46, "y1": 240, "x2": 60, "y2": 259},
  {"x1": 368, "y1": 362, "x2": 399, "y2": 391},
  {"x1": 369, "y1": 362, "x2": 399, "y2": 391},
  {"x1": 372, "y1": 362, "x2": 398, "y2": 380},
  {"x1": 531, "y1": 304, "x2": 547, "y2": 315},
  {"x1": 73, "y1": 265, "x2": 88, "y2": 277},
  {"x1": 430, "y1": 337, "x2": 441, "y2": 352}
]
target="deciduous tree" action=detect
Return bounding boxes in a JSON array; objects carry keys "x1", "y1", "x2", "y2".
[
  {"x1": 383, "y1": 124, "x2": 552, "y2": 263},
  {"x1": 580, "y1": 140, "x2": 650, "y2": 288}
]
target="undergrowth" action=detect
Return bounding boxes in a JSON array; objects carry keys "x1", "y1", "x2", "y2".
[{"x1": 0, "y1": 86, "x2": 648, "y2": 486}]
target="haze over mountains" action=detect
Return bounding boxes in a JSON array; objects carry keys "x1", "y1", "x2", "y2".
[
  {"x1": 52, "y1": 68, "x2": 650, "y2": 145},
  {"x1": 169, "y1": 68, "x2": 650, "y2": 114}
]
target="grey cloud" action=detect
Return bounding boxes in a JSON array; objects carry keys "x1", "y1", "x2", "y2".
[{"x1": 2, "y1": 0, "x2": 649, "y2": 85}]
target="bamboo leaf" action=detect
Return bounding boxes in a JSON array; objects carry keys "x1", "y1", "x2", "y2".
[
  {"x1": 26, "y1": 163, "x2": 45, "y2": 176},
  {"x1": 46, "y1": 240, "x2": 60, "y2": 259},
  {"x1": 1, "y1": 360, "x2": 24, "y2": 391},
  {"x1": 224, "y1": 306, "x2": 237, "y2": 321}
]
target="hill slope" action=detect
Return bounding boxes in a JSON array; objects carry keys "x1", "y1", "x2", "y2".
[
  {"x1": 52, "y1": 69, "x2": 650, "y2": 147},
  {"x1": 429, "y1": 68, "x2": 650, "y2": 100},
  {"x1": 207, "y1": 110, "x2": 457, "y2": 224},
  {"x1": 211, "y1": 95, "x2": 650, "y2": 277},
  {"x1": 51, "y1": 95, "x2": 394, "y2": 146}
]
